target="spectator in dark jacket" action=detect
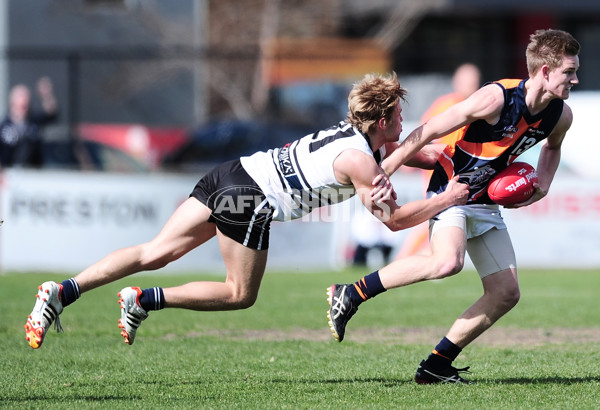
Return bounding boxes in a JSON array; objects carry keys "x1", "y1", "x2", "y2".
[{"x1": 0, "y1": 76, "x2": 58, "y2": 168}]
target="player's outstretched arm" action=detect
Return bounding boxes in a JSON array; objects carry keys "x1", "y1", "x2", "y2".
[
  {"x1": 336, "y1": 149, "x2": 468, "y2": 232},
  {"x1": 370, "y1": 144, "x2": 444, "y2": 203},
  {"x1": 378, "y1": 176, "x2": 469, "y2": 231},
  {"x1": 380, "y1": 84, "x2": 505, "y2": 176},
  {"x1": 404, "y1": 143, "x2": 446, "y2": 169}
]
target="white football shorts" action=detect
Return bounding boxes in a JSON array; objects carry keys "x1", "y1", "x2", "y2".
[{"x1": 428, "y1": 203, "x2": 517, "y2": 278}]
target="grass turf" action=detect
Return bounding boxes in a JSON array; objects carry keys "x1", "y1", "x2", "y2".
[{"x1": 1, "y1": 269, "x2": 599, "y2": 408}]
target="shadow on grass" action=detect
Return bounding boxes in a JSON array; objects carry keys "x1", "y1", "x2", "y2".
[
  {"x1": 271, "y1": 377, "x2": 413, "y2": 387},
  {"x1": 487, "y1": 376, "x2": 600, "y2": 385},
  {"x1": 1, "y1": 394, "x2": 143, "y2": 404},
  {"x1": 270, "y1": 375, "x2": 600, "y2": 386}
]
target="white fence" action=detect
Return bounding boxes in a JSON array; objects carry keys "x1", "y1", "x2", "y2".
[
  {"x1": 0, "y1": 169, "x2": 334, "y2": 273},
  {"x1": 1, "y1": 168, "x2": 599, "y2": 274}
]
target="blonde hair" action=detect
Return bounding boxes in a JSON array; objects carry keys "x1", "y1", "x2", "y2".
[
  {"x1": 526, "y1": 29, "x2": 580, "y2": 76},
  {"x1": 346, "y1": 72, "x2": 407, "y2": 134}
]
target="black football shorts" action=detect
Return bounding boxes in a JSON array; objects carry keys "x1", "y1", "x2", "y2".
[{"x1": 190, "y1": 159, "x2": 274, "y2": 250}]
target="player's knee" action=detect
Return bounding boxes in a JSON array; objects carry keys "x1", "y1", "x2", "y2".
[
  {"x1": 493, "y1": 283, "x2": 521, "y2": 312},
  {"x1": 138, "y1": 247, "x2": 173, "y2": 271},
  {"x1": 503, "y1": 286, "x2": 521, "y2": 310},
  {"x1": 230, "y1": 291, "x2": 257, "y2": 309},
  {"x1": 237, "y1": 296, "x2": 257, "y2": 310},
  {"x1": 434, "y1": 257, "x2": 464, "y2": 279},
  {"x1": 139, "y1": 251, "x2": 170, "y2": 271},
  {"x1": 142, "y1": 257, "x2": 170, "y2": 271}
]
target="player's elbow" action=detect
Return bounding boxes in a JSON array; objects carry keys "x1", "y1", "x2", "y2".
[
  {"x1": 385, "y1": 224, "x2": 401, "y2": 233},
  {"x1": 379, "y1": 206, "x2": 424, "y2": 232},
  {"x1": 384, "y1": 219, "x2": 414, "y2": 232},
  {"x1": 405, "y1": 145, "x2": 442, "y2": 169}
]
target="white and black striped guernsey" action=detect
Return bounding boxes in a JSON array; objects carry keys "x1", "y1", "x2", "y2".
[{"x1": 240, "y1": 121, "x2": 384, "y2": 222}]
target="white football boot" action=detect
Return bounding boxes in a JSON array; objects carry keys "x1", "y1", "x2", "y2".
[
  {"x1": 117, "y1": 287, "x2": 148, "y2": 345},
  {"x1": 24, "y1": 281, "x2": 64, "y2": 349}
]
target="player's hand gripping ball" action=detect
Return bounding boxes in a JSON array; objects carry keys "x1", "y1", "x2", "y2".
[{"x1": 487, "y1": 162, "x2": 538, "y2": 206}]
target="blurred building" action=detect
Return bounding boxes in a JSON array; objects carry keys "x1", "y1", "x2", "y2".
[{"x1": 1, "y1": 0, "x2": 598, "y2": 133}]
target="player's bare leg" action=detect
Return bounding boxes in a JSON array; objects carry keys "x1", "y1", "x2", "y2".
[
  {"x1": 76, "y1": 198, "x2": 216, "y2": 292},
  {"x1": 162, "y1": 229, "x2": 268, "y2": 311},
  {"x1": 379, "y1": 225, "x2": 467, "y2": 288},
  {"x1": 327, "y1": 226, "x2": 466, "y2": 343},
  {"x1": 415, "y1": 228, "x2": 519, "y2": 384},
  {"x1": 119, "y1": 228, "x2": 268, "y2": 344},
  {"x1": 415, "y1": 267, "x2": 519, "y2": 384},
  {"x1": 445, "y1": 267, "x2": 520, "y2": 347},
  {"x1": 25, "y1": 197, "x2": 216, "y2": 348}
]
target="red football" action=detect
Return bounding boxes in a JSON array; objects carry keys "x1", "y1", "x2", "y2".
[{"x1": 487, "y1": 162, "x2": 538, "y2": 206}]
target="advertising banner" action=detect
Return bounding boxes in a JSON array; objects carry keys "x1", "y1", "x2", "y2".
[{"x1": 1, "y1": 169, "x2": 599, "y2": 273}]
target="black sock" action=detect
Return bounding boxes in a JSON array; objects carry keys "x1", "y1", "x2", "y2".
[
  {"x1": 425, "y1": 337, "x2": 462, "y2": 369},
  {"x1": 347, "y1": 270, "x2": 387, "y2": 305},
  {"x1": 138, "y1": 287, "x2": 165, "y2": 311},
  {"x1": 59, "y1": 278, "x2": 81, "y2": 307}
]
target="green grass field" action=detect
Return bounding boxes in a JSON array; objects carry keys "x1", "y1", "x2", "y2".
[{"x1": 2, "y1": 268, "x2": 599, "y2": 409}]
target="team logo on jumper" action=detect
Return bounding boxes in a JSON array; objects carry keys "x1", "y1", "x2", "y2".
[
  {"x1": 501, "y1": 125, "x2": 519, "y2": 138},
  {"x1": 278, "y1": 143, "x2": 295, "y2": 176},
  {"x1": 458, "y1": 165, "x2": 495, "y2": 192},
  {"x1": 209, "y1": 185, "x2": 272, "y2": 225}
]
